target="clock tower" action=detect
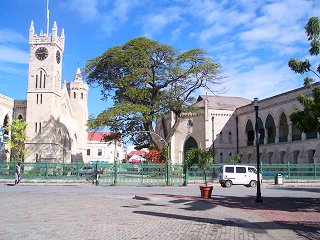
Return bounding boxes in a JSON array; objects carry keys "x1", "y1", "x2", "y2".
[{"x1": 25, "y1": 21, "x2": 66, "y2": 162}]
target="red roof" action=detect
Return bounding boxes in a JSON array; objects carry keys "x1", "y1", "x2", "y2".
[{"x1": 88, "y1": 132, "x2": 115, "y2": 141}]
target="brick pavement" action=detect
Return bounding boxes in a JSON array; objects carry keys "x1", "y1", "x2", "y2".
[
  {"x1": 0, "y1": 188, "x2": 258, "y2": 240},
  {"x1": 0, "y1": 183, "x2": 319, "y2": 240}
]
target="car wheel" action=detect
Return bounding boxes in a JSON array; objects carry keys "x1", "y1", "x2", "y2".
[
  {"x1": 250, "y1": 180, "x2": 257, "y2": 188},
  {"x1": 220, "y1": 184, "x2": 226, "y2": 188},
  {"x1": 225, "y1": 180, "x2": 232, "y2": 188}
]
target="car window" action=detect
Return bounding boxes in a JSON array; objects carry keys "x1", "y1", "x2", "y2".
[
  {"x1": 248, "y1": 167, "x2": 257, "y2": 173},
  {"x1": 225, "y1": 167, "x2": 234, "y2": 173},
  {"x1": 236, "y1": 167, "x2": 246, "y2": 173}
]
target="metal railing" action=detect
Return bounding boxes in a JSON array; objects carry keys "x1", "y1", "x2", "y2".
[{"x1": 0, "y1": 162, "x2": 319, "y2": 186}]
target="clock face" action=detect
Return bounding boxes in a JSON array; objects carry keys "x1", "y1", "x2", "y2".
[
  {"x1": 35, "y1": 47, "x2": 48, "y2": 61},
  {"x1": 56, "y1": 50, "x2": 61, "y2": 64}
]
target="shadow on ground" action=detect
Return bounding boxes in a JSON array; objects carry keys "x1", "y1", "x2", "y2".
[{"x1": 137, "y1": 193, "x2": 320, "y2": 239}]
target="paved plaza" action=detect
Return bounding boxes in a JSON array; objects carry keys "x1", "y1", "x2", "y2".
[{"x1": 0, "y1": 182, "x2": 319, "y2": 240}]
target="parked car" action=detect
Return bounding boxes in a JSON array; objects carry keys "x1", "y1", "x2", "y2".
[
  {"x1": 79, "y1": 166, "x2": 95, "y2": 176},
  {"x1": 219, "y1": 165, "x2": 262, "y2": 188}
]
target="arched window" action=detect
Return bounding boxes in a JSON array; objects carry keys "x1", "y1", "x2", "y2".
[
  {"x1": 245, "y1": 120, "x2": 254, "y2": 146},
  {"x1": 43, "y1": 74, "x2": 46, "y2": 88},
  {"x1": 219, "y1": 152, "x2": 223, "y2": 163},
  {"x1": 265, "y1": 114, "x2": 276, "y2": 144},
  {"x1": 74, "y1": 92, "x2": 76, "y2": 99},
  {"x1": 219, "y1": 132, "x2": 223, "y2": 144},
  {"x1": 81, "y1": 93, "x2": 83, "y2": 99},
  {"x1": 3, "y1": 114, "x2": 9, "y2": 135},
  {"x1": 257, "y1": 117, "x2": 264, "y2": 144},
  {"x1": 39, "y1": 70, "x2": 42, "y2": 88},
  {"x1": 35, "y1": 122, "x2": 37, "y2": 132},
  {"x1": 40, "y1": 94, "x2": 42, "y2": 104},
  {"x1": 228, "y1": 132, "x2": 232, "y2": 144},
  {"x1": 36, "y1": 75, "x2": 38, "y2": 88},
  {"x1": 36, "y1": 94, "x2": 39, "y2": 104}
]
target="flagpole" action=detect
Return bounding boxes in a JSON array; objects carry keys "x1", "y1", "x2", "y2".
[{"x1": 46, "y1": 0, "x2": 50, "y2": 35}]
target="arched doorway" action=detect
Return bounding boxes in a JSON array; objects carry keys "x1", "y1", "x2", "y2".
[{"x1": 183, "y1": 137, "x2": 198, "y2": 160}]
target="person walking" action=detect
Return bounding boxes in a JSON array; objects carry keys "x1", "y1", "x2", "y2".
[{"x1": 14, "y1": 162, "x2": 22, "y2": 185}]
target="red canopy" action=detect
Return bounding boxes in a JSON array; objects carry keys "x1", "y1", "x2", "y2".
[{"x1": 128, "y1": 150, "x2": 146, "y2": 157}]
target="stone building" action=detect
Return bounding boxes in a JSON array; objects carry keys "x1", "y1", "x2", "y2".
[{"x1": 159, "y1": 83, "x2": 320, "y2": 165}]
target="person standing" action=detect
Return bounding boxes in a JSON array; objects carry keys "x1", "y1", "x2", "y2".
[{"x1": 15, "y1": 162, "x2": 21, "y2": 185}]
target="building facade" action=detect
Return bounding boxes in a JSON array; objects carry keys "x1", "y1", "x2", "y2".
[
  {"x1": 86, "y1": 132, "x2": 126, "y2": 163},
  {"x1": 160, "y1": 84, "x2": 320, "y2": 165}
]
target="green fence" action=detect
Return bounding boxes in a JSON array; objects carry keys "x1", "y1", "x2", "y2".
[{"x1": 1, "y1": 162, "x2": 319, "y2": 186}]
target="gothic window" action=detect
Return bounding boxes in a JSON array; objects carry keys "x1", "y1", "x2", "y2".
[
  {"x1": 35, "y1": 122, "x2": 37, "y2": 132},
  {"x1": 228, "y1": 132, "x2": 232, "y2": 144},
  {"x1": 40, "y1": 94, "x2": 42, "y2": 104},
  {"x1": 36, "y1": 94, "x2": 39, "y2": 104},
  {"x1": 43, "y1": 75, "x2": 46, "y2": 88},
  {"x1": 40, "y1": 70, "x2": 42, "y2": 88},
  {"x1": 219, "y1": 152, "x2": 223, "y2": 163},
  {"x1": 81, "y1": 93, "x2": 83, "y2": 99},
  {"x1": 245, "y1": 119, "x2": 254, "y2": 146},
  {"x1": 36, "y1": 75, "x2": 38, "y2": 88},
  {"x1": 74, "y1": 92, "x2": 76, "y2": 99},
  {"x1": 265, "y1": 114, "x2": 276, "y2": 144},
  {"x1": 219, "y1": 132, "x2": 223, "y2": 144},
  {"x1": 257, "y1": 117, "x2": 264, "y2": 144},
  {"x1": 39, "y1": 122, "x2": 42, "y2": 132},
  {"x1": 87, "y1": 149, "x2": 91, "y2": 156}
]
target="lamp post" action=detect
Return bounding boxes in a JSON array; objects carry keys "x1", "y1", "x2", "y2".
[
  {"x1": 0, "y1": 126, "x2": 3, "y2": 162},
  {"x1": 254, "y1": 98, "x2": 263, "y2": 203}
]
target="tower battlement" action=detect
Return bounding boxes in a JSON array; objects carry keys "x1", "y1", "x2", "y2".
[{"x1": 29, "y1": 21, "x2": 65, "y2": 50}]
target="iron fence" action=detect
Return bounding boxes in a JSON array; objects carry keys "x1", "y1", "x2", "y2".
[{"x1": 0, "y1": 162, "x2": 319, "y2": 186}]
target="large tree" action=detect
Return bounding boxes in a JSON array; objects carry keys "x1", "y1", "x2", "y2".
[
  {"x1": 288, "y1": 17, "x2": 320, "y2": 133},
  {"x1": 84, "y1": 37, "x2": 223, "y2": 150}
]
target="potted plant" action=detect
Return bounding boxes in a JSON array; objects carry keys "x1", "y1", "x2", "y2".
[{"x1": 185, "y1": 147, "x2": 214, "y2": 198}]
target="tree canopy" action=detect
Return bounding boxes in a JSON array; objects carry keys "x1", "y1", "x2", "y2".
[
  {"x1": 84, "y1": 37, "x2": 223, "y2": 150},
  {"x1": 288, "y1": 17, "x2": 320, "y2": 133}
]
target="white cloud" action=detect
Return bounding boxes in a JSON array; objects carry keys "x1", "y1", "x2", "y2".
[
  {"x1": 222, "y1": 62, "x2": 300, "y2": 100},
  {"x1": 0, "y1": 29, "x2": 26, "y2": 43},
  {"x1": 140, "y1": 6, "x2": 182, "y2": 37},
  {"x1": 66, "y1": 0, "x2": 100, "y2": 21},
  {"x1": 0, "y1": 45, "x2": 28, "y2": 64}
]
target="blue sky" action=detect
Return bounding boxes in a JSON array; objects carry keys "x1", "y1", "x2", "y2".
[{"x1": 0, "y1": 0, "x2": 319, "y2": 117}]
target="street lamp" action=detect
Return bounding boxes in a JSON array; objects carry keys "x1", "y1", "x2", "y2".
[
  {"x1": 0, "y1": 126, "x2": 3, "y2": 162},
  {"x1": 254, "y1": 98, "x2": 263, "y2": 203}
]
